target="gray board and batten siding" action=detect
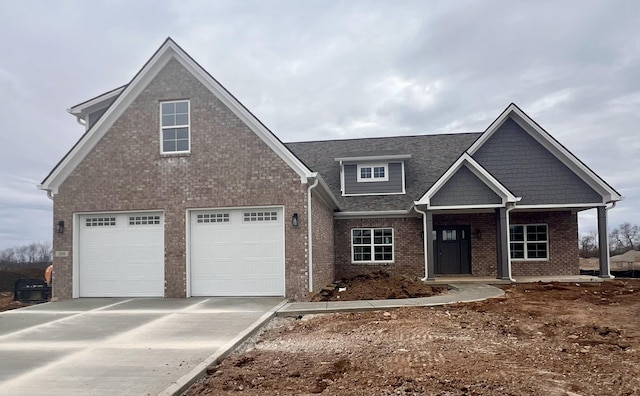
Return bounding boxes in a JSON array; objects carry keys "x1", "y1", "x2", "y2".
[
  {"x1": 343, "y1": 162, "x2": 404, "y2": 195},
  {"x1": 472, "y1": 118, "x2": 602, "y2": 205},
  {"x1": 430, "y1": 164, "x2": 502, "y2": 206}
]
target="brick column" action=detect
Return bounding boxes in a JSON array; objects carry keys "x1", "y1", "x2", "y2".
[{"x1": 426, "y1": 210, "x2": 435, "y2": 280}]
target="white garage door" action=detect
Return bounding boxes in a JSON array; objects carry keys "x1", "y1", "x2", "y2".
[
  {"x1": 190, "y1": 207, "x2": 285, "y2": 296},
  {"x1": 78, "y1": 212, "x2": 164, "y2": 297}
]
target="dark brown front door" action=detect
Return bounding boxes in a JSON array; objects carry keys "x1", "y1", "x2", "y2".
[{"x1": 434, "y1": 226, "x2": 471, "y2": 274}]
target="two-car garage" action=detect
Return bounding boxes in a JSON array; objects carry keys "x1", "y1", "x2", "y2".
[{"x1": 76, "y1": 208, "x2": 285, "y2": 298}]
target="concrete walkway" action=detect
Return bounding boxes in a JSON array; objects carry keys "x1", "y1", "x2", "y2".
[
  {"x1": 277, "y1": 283, "x2": 505, "y2": 316},
  {"x1": 0, "y1": 297, "x2": 285, "y2": 396}
]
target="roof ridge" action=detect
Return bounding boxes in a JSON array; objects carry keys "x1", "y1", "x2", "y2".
[{"x1": 285, "y1": 131, "x2": 483, "y2": 145}]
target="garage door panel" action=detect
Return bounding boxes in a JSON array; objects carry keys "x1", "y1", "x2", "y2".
[
  {"x1": 190, "y1": 208, "x2": 285, "y2": 296},
  {"x1": 79, "y1": 213, "x2": 164, "y2": 297}
]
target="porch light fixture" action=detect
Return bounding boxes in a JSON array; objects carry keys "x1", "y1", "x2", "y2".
[
  {"x1": 56, "y1": 221, "x2": 65, "y2": 234},
  {"x1": 476, "y1": 229, "x2": 482, "y2": 240},
  {"x1": 291, "y1": 213, "x2": 299, "y2": 227}
]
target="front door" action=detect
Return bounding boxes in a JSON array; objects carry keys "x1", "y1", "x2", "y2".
[{"x1": 434, "y1": 225, "x2": 471, "y2": 274}]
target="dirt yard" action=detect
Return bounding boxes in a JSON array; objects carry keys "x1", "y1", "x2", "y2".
[
  {"x1": 187, "y1": 280, "x2": 640, "y2": 395},
  {"x1": 0, "y1": 292, "x2": 27, "y2": 312},
  {"x1": 312, "y1": 271, "x2": 442, "y2": 301}
]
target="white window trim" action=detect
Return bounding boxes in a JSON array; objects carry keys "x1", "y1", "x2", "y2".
[
  {"x1": 160, "y1": 99, "x2": 191, "y2": 154},
  {"x1": 510, "y1": 223, "x2": 549, "y2": 261},
  {"x1": 357, "y1": 163, "x2": 389, "y2": 182},
  {"x1": 351, "y1": 227, "x2": 394, "y2": 264}
]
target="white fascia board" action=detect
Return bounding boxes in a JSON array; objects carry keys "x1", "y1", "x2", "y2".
[
  {"x1": 334, "y1": 209, "x2": 417, "y2": 219},
  {"x1": 40, "y1": 39, "x2": 313, "y2": 193},
  {"x1": 428, "y1": 204, "x2": 504, "y2": 210},
  {"x1": 415, "y1": 153, "x2": 517, "y2": 206},
  {"x1": 342, "y1": 191, "x2": 407, "y2": 197},
  {"x1": 468, "y1": 103, "x2": 621, "y2": 202},
  {"x1": 334, "y1": 154, "x2": 412, "y2": 162},
  {"x1": 513, "y1": 203, "x2": 607, "y2": 210},
  {"x1": 68, "y1": 86, "x2": 126, "y2": 116}
]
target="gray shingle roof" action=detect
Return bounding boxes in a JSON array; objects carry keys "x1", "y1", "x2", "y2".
[{"x1": 285, "y1": 133, "x2": 482, "y2": 211}]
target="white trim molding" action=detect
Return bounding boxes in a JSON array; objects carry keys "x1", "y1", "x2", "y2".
[
  {"x1": 334, "y1": 154, "x2": 411, "y2": 162},
  {"x1": 334, "y1": 209, "x2": 418, "y2": 219},
  {"x1": 357, "y1": 163, "x2": 389, "y2": 182}
]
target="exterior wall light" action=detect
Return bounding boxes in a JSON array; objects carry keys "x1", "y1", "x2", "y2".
[
  {"x1": 476, "y1": 229, "x2": 482, "y2": 240},
  {"x1": 291, "y1": 213, "x2": 299, "y2": 227},
  {"x1": 56, "y1": 221, "x2": 65, "y2": 234}
]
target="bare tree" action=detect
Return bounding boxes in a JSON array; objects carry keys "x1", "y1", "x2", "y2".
[
  {"x1": 0, "y1": 242, "x2": 53, "y2": 269},
  {"x1": 609, "y1": 222, "x2": 640, "y2": 255},
  {"x1": 579, "y1": 231, "x2": 599, "y2": 258}
]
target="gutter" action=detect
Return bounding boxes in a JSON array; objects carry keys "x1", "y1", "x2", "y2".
[
  {"x1": 333, "y1": 209, "x2": 416, "y2": 219},
  {"x1": 307, "y1": 176, "x2": 320, "y2": 294}
]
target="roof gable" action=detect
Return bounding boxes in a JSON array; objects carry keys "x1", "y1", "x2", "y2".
[
  {"x1": 40, "y1": 38, "x2": 314, "y2": 194},
  {"x1": 415, "y1": 153, "x2": 518, "y2": 208},
  {"x1": 467, "y1": 103, "x2": 622, "y2": 204}
]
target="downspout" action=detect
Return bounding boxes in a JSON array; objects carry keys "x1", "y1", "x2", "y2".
[
  {"x1": 413, "y1": 205, "x2": 429, "y2": 281},
  {"x1": 505, "y1": 202, "x2": 516, "y2": 282},
  {"x1": 307, "y1": 177, "x2": 320, "y2": 294}
]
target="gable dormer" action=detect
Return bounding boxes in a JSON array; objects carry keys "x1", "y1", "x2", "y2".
[{"x1": 335, "y1": 154, "x2": 410, "y2": 196}]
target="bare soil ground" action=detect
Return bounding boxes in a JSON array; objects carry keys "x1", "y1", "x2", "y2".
[
  {"x1": 0, "y1": 268, "x2": 48, "y2": 312},
  {"x1": 187, "y1": 280, "x2": 640, "y2": 395},
  {"x1": 311, "y1": 271, "x2": 442, "y2": 302},
  {"x1": 0, "y1": 292, "x2": 27, "y2": 312}
]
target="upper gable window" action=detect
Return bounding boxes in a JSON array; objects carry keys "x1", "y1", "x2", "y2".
[
  {"x1": 161, "y1": 100, "x2": 190, "y2": 153},
  {"x1": 357, "y1": 164, "x2": 388, "y2": 182}
]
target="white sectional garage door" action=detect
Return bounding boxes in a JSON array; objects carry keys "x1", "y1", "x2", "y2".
[
  {"x1": 190, "y1": 207, "x2": 285, "y2": 296},
  {"x1": 78, "y1": 212, "x2": 164, "y2": 297}
]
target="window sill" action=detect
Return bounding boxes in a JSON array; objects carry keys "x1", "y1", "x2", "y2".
[
  {"x1": 160, "y1": 152, "x2": 191, "y2": 158},
  {"x1": 511, "y1": 258, "x2": 549, "y2": 262},
  {"x1": 351, "y1": 261, "x2": 394, "y2": 265}
]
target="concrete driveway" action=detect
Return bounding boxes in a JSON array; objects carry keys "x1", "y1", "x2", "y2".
[{"x1": 0, "y1": 297, "x2": 285, "y2": 395}]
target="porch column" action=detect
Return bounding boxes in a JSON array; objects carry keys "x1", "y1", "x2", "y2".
[
  {"x1": 426, "y1": 210, "x2": 435, "y2": 281},
  {"x1": 597, "y1": 206, "x2": 613, "y2": 278},
  {"x1": 496, "y1": 207, "x2": 510, "y2": 280}
]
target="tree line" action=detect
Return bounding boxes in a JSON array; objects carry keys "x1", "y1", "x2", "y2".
[
  {"x1": 0, "y1": 242, "x2": 52, "y2": 269},
  {"x1": 580, "y1": 222, "x2": 640, "y2": 258}
]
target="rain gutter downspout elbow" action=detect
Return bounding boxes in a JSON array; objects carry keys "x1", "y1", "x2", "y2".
[
  {"x1": 307, "y1": 176, "x2": 320, "y2": 295},
  {"x1": 413, "y1": 204, "x2": 430, "y2": 281}
]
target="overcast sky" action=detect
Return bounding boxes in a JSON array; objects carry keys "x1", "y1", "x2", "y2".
[{"x1": 0, "y1": 0, "x2": 638, "y2": 250}]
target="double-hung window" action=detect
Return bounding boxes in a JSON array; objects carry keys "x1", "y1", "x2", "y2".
[
  {"x1": 161, "y1": 100, "x2": 190, "y2": 153},
  {"x1": 352, "y1": 228, "x2": 394, "y2": 263},
  {"x1": 510, "y1": 224, "x2": 548, "y2": 260},
  {"x1": 357, "y1": 164, "x2": 388, "y2": 182}
]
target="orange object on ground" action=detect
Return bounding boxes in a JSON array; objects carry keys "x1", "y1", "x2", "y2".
[{"x1": 45, "y1": 265, "x2": 53, "y2": 285}]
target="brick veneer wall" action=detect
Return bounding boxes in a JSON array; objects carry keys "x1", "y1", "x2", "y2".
[
  {"x1": 433, "y1": 213, "x2": 498, "y2": 276},
  {"x1": 334, "y1": 217, "x2": 424, "y2": 280},
  {"x1": 510, "y1": 211, "x2": 579, "y2": 276},
  {"x1": 333, "y1": 210, "x2": 579, "y2": 280},
  {"x1": 311, "y1": 194, "x2": 335, "y2": 292},
  {"x1": 52, "y1": 58, "x2": 310, "y2": 300}
]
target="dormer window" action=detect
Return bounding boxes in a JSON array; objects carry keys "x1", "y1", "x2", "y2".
[
  {"x1": 357, "y1": 164, "x2": 388, "y2": 182},
  {"x1": 161, "y1": 100, "x2": 190, "y2": 154}
]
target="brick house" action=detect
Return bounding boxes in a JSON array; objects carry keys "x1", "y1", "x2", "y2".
[{"x1": 39, "y1": 38, "x2": 621, "y2": 300}]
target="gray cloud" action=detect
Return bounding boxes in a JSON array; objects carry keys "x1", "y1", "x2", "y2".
[{"x1": 0, "y1": 0, "x2": 638, "y2": 249}]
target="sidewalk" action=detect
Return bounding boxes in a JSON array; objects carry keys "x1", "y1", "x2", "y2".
[{"x1": 277, "y1": 283, "x2": 505, "y2": 316}]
